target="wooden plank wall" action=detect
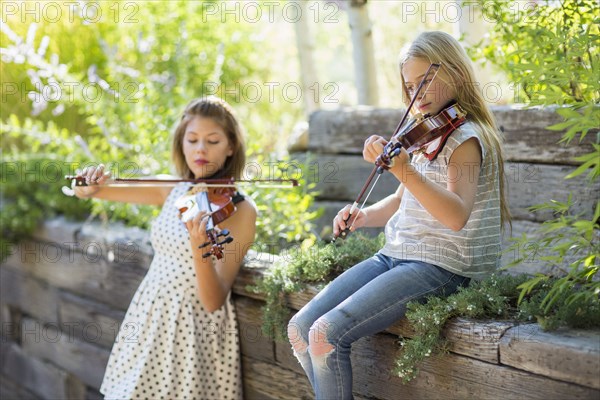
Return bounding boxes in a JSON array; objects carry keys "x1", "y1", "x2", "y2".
[
  {"x1": 302, "y1": 105, "x2": 599, "y2": 276},
  {"x1": 1, "y1": 222, "x2": 599, "y2": 399},
  {"x1": 233, "y1": 260, "x2": 600, "y2": 400}
]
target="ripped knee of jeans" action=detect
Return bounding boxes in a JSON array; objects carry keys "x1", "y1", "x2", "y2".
[
  {"x1": 308, "y1": 318, "x2": 335, "y2": 358},
  {"x1": 287, "y1": 318, "x2": 309, "y2": 357}
]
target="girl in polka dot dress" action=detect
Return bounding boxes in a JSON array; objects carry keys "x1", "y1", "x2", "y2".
[{"x1": 74, "y1": 97, "x2": 257, "y2": 399}]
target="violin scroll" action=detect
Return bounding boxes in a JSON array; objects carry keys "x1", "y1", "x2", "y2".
[
  {"x1": 200, "y1": 230, "x2": 234, "y2": 259},
  {"x1": 375, "y1": 140, "x2": 403, "y2": 173}
]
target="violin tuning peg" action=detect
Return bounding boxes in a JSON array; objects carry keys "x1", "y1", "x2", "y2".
[
  {"x1": 218, "y1": 237, "x2": 234, "y2": 246},
  {"x1": 199, "y1": 241, "x2": 211, "y2": 249},
  {"x1": 219, "y1": 229, "x2": 230, "y2": 237},
  {"x1": 202, "y1": 251, "x2": 213, "y2": 258}
]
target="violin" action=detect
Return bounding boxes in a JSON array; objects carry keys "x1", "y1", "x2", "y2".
[
  {"x1": 335, "y1": 63, "x2": 467, "y2": 240},
  {"x1": 377, "y1": 101, "x2": 467, "y2": 168},
  {"x1": 174, "y1": 183, "x2": 237, "y2": 260}
]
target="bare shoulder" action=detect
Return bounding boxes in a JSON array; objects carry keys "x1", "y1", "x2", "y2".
[
  {"x1": 219, "y1": 196, "x2": 257, "y2": 245},
  {"x1": 233, "y1": 196, "x2": 258, "y2": 222},
  {"x1": 449, "y1": 137, "x2": 482, "y2": 165}
]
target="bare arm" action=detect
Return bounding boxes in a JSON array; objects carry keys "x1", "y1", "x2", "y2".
[
  {"x1": 333, "y1": 182, "x2": 405, "y2": 235},
  {"x1": 73, "y1": 164, "x2": 171, "y2": 206},
  {"x1": 362, "y1": 184, "x2": 405, "y2": 227},
  {"x1": 390, "y1": 138, "x2": 482, "y2": 231},
  {"x1": 186, "y1": 200, "x2": 257, "y2": 312}
]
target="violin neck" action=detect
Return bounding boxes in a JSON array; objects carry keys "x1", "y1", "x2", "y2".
[{"x1": 195, "y1": 191, "x2": 215, "y2": 230}]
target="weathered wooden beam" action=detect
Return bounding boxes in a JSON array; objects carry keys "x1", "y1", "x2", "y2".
[
  {"x1": 233, "y1": 295, "x2": 276, "y2": 364},
  {"x1": 500, "y1": 324, "x2": 600, "y2": 390},
  {"x1": 0, "y1": 374, "x2": 42, "y2": 400},
  {"x1": 0, "y1": 267, "x2": 59, "y2": 325},
  {"x1": 58, "y1": 291, "x2": 125, "y2": 349},
  {"x1": 241, "y1": 356, "x2": 313, "y2": 400},
  {"x1": 442, "y1": 318, "x2": 514, "y2": 364},
  {"x1": 298, "y1": 154, "x2": 598, "y2": 221},
  {"x1": 34, "y1": 217, "x2": 154, "y2": 267},
  {"x1": 308, "y1": 105, "x2": 596, "y2": 164},
  {"x1": 350, "y1": 333, "x2": 599, "y2": 399},
  {"x1": 2, "y1": 241, "x2": 147, "y2": 311}
]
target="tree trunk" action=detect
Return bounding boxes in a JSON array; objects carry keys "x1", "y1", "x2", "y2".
[
  {"x1": 291, "y1": 0, "x2": 320, "y2": 116},
  {"x1": 347, "y1": 0, "x2": 378, "y2": 106},
  {"x1": 453, "y1": 1, "x2": 505, "y2": 98}
]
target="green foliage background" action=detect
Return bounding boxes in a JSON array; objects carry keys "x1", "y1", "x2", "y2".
[
  {"x1": 1, "y1": 1, "x2": 319, "y2": 257},
  {"x1": 468, "y1": 0, "x2": 600, "y2": 312}
]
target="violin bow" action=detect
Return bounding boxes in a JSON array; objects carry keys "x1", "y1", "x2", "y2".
[
  {"x1": 62, "y1": 176, "x2": 299, "y2": 196},
  {"x1": 334, "y1": 63, "x2": 441, "y2": 241}
]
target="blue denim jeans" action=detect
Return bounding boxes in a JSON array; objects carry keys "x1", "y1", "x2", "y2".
[{"x1": 287, "y1": 252, "x2": 470, "y2": 400}]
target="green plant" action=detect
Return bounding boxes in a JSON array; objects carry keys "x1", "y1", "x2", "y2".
[
  {"x1": 0, "y1": 154, "x2": 91, "y2": 260},
  {"x1": 509, "y1": 196, "x2": 600, "y2": 314},
  {"x1": 243, "y1": 154, "x2": 322, "y2": 254},
  {"x1": 249, "y1": 233, "x2": 385, "y2": 339},
  {"x1": 394, "y1": 273, "x2": 600, "y2": 382},
  {"x1": 469, "y1": 0, "x2": 600, "y2": 319}
]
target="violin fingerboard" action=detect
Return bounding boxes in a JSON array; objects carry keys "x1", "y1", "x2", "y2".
[{"x1": 195, "y1": 192, "x2": 214, "y2": 230}]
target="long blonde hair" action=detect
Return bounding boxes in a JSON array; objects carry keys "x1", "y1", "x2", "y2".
[
  {"x1": 172, "y1": 96, "x2": 246, "y2": 180},
  {"x1": 399, "y1": 31, "x2": 511, "y2": 228}
]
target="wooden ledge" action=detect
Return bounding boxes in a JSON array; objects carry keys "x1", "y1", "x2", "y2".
[{"x1": 233, "y1": 260, "x2": 600, "y2": 390}]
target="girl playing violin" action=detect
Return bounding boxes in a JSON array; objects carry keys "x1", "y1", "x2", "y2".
[
  {"x1": 73, "y1": 96, "x2": 256, "y2": 399},
  {"x1": 288, "y1": 31, "x2": 510, "y2": 399}
]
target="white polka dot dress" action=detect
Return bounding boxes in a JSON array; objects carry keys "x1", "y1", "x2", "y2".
[{"x1": 100, "y1": 183, "x2": 243, "y2": 400}]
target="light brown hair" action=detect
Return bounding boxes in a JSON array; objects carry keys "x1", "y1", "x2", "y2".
[
  {"x1": 172, "y1": 96, "x2": 246, "y2": 180},
  {"x1": 399, "y1": 31, "x2": 511, "y2": 229}
]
